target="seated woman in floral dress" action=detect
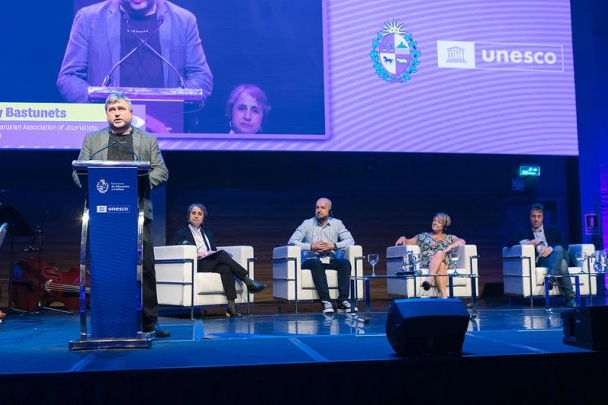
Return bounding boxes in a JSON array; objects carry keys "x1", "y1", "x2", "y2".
[{"x1": 394, "y1": 213, "x2": 465, "y2": 298}]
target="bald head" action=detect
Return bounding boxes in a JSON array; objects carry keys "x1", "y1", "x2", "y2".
[
  {"x1": 316, "y1": 198, "x2": 332, "y2": 208},
  {"x1": 315, "y1": 198, "x2": 332, "y2": 224}
]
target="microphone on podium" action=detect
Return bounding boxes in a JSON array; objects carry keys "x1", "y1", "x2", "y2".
[
  {"x1": 89, "y1": 142, "x2": 117, "y2": 160},
  {"x1": 110, "y1": 135, "x2": 142, "y2": 161},
  {"x1": 126, "y1": 14, "x2": 188, "y2": 89},
  {"x1": 89, "y1": 134, "x2": 141, "y2": 161},
  {"x1": 100, "y1": 13, "x2": 165, "y2": 88}
]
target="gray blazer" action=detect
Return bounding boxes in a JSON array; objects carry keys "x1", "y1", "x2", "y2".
[
  {"x1": 57, "y1": 0, "x2": 213, "y2": 103},
  {"x1": 72, "y1": 126, "x2": 169, "y2": 219}
]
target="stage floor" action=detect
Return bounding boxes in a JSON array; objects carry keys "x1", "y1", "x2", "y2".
[
  {"x1": 3, "y1": 297, "x2": 608, "y2": 404},
  {"x1": 0, "y1": 297, "x2": 601, "y2": 374}
]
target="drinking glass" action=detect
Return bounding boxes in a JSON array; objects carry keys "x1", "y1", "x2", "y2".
[
  {"x1": 402, "y1": 251, "x2": 421, "y2": 274},
  {"x1": 576, "y1": 251, "x2": 587, "y2": 274},
  {"x1": 401, "y1": 254, "x2": 411, "y2": 272},
  {"x1": 595, "y1": 250, "x2": 608, "y2": 273},
  {"x1": 449, "y1": 251, "x2": 460, "y2": 276},
  {"x1": 368, "y1": 253, "x2": 379, "y2": 276},
  {"x1": 412, "y1": 252, "x2": 421, "y2": 275}
]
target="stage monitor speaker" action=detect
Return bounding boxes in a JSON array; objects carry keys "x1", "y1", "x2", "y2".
[
  {"x1": 385, "y1": 298, "x2": 470, "y2": 357},
  {"x1": 562, "y1": 306, "x2": 608, "y2": 351}
]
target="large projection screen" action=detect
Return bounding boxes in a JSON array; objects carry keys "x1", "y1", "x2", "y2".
[{"x1": 0, "y1": 0, "x2": 577, "y2": 155}]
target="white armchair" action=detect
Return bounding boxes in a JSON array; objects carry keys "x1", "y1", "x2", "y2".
[
  {"x1": 272, "y1": 245, "x2": 364, "y2": 312},
  {"x1": 154, "y1": 245, "x2": 256, "y2": 319},
  {"x1": 502, "y1": 243, "x2": 596, "y2": 305},
  {"x1": 386, "y1": 245, "x2": 479, "y2": 299}
]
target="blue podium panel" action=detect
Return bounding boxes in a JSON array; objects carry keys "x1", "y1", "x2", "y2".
[{"x1": 87, "y1": 167, "x2": 139, "y2": 339}]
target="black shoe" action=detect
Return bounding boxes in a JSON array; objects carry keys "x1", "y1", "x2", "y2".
[
  {"x1": 144, "y1": 323, "x2": 171, "y2": 338},
  {"x1": 154, "y1": 325, "x2": 171, "y2": 338},
  {"x1": 226, "y1": 302, "x2": 242, "y2": 317},
  {"x1": 421, "y1": 281, "x2": 431, "y2": 291},
  {"x1": 566, "y1": 298, "x2": 577, "y2": 308},
  {"x1": 246, "y1": 279, "x2": 267, "y2": 294}
]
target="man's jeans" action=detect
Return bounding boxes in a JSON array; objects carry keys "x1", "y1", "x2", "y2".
[{"x1": 537, "y1": 245, "x2": 575, "y2": 299}]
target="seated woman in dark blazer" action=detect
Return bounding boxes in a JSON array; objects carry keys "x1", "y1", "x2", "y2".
[{"x1": 173, "y1": 203, "x2": 267, "y2": 317}]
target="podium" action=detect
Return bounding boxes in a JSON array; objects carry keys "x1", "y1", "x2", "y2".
[
  {"x1": 69, "y1": 160, "x2": 153, "y2": 350},
  {"x1": 88, "y1": 86, "x2": 203, "y2": 133}
]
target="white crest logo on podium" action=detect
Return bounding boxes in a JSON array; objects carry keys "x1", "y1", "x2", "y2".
[{"x1": 96, "y1": 179, "x2": 109, "y2": 194}]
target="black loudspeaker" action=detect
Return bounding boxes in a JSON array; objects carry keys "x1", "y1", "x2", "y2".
[
  {"x1": 385, "y1": 299, "x2": 470, "y2": 357},
  {"x1": 562, "y1": 306, "x2": 608, "y2": 351}
]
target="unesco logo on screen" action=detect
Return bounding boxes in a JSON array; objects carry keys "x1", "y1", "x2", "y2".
[
  {"x1": 96, "y1": 179, "x2": 109, "y2": 194},
  {"x1": 437, "y1": 41, "x2": 563, "y2": 72},
  {"x1": 370, "y1": 20, "x2": 420, "y2": 83}
]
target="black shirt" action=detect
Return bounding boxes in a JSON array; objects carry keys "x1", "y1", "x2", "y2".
[{"x1": 107, "y1": 131, "x2": 135, "y2": 161}]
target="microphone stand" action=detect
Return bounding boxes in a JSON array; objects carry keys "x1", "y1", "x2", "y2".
[
  {"x1": 25, "y1": 212, "x2": 70, "y2": 315},
  {"x1": 6, "y1": 230, "x2": 27, "y2": 316},
  {"x1": 0, "y1": 203, "x2": 28, "y2": 316},
  {"x1": 125, "y1": 18, "x2": 189, "y2": 89}
]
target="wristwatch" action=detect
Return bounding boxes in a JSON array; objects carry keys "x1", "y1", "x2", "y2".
[{"x1": 333, "y1": 243, "x2": 339, "y2": 251}]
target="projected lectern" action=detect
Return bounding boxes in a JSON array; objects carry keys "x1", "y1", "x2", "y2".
[
  {"x1": 69, "y1": 160, "x2": 152, "y2": 350},
  {"x1": 88, "y1": 86, "x2": 204, "y2": 133},
  {"x1": 87, "y1": 86, "x2": 204, "y2": 103}
]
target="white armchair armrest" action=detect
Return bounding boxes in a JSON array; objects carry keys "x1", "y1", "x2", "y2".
[
  {"x1": 272, "y1": 244, "x2": 364, "y2": 311},
  {"x1": 154, "y1": 244, "x2": 255, "y2": 318}
]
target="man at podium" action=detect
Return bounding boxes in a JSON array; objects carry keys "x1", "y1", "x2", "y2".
[
  {"x1": 57, "y1": 0, "x2": 213, "y2": 104},
  {"x1": 73, "y1": 93, "x2": 171, "y2": 337}
]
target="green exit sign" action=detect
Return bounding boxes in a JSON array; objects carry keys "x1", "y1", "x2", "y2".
[{"x1": 519, "y1": 165, "x2": 541, "y2": 177}]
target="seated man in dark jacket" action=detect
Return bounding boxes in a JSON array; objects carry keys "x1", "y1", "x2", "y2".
[{"x1": 506, "y1": 202, "x2": 576, "y2": 307}]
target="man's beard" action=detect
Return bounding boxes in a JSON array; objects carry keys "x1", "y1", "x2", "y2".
[
  {"x1": 109, "y1": 120, "x2": 133, "y2": 134},
  {"x1": 121, "y1": 0, "x2": 156, "y2": 16}
]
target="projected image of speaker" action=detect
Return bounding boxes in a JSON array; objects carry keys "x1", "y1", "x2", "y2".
[
  {"x1": 385, "y1": 299, "x2": 470, "y2": 357},
  {"x1": 562, "y1": 306, "x2": 608, "y2": 351}
]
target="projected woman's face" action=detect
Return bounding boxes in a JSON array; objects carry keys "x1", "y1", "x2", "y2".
[{"x1": 231, "y1": 92, "x2": 263, "y2": 134}]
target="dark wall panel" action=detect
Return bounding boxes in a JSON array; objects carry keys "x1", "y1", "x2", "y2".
[{"x1": 0, "y1": 150, "x2": 578, "y2": 305}]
